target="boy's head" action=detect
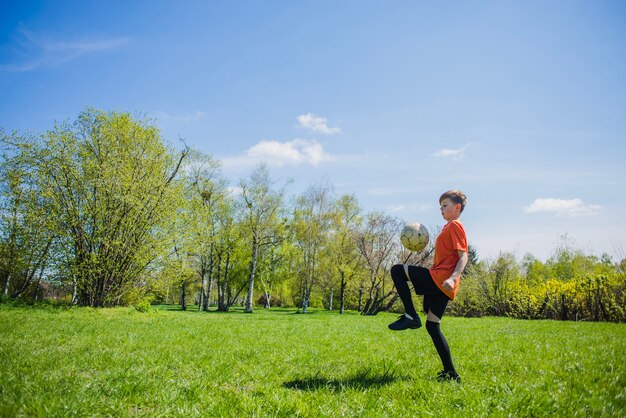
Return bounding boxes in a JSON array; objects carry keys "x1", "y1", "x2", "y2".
[{"x1": 439, "y1": 190, "x2": 467, "y2": 213}]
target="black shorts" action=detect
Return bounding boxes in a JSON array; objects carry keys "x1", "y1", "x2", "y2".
[{"x1": 403, "y1": 265, "x2": 450, "y2": 319}]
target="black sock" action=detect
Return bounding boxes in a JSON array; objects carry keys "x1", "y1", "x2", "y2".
[
  {"x1": 390, "y1": 265, "x2": 417, "y2": 318},
  {"x1": 426, "y1": 320, "x2": 456, "y2": 374}
]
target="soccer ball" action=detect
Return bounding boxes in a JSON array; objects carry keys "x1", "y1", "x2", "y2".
[{"x1": 400, "y1": 223, "x2": 429, "y2": 252}]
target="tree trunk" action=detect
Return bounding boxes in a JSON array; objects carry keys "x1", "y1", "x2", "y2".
[
  {"x1": 202, "y1": 256, "x2": 214, "y2": 311},
  {"x1": 198, "y1": 274, "x2": 206, "y2": 311},
  {"x1": 340, "y1": 272, "x2": 346, "y2": 314},
  {"x1": 244, "y1": 235, "x2": 258, "y2": 313},
  {"x1": 260, "y1": 275, "x2": 272, "y2": 309},
  {"x1": 216, "y1": 252, "x2": 226, "y2": 311},
  {"x1": 31, "y1": 257, "x2": 48, "y2": 300},
  {"x1": 358, "y1": 284, "x2": 363, "y2": 312},
  {"x1": 264, "y1": 289, "x2": 271, "y2": 309},
  {"x1": 302, "y1": 275, "x2": 311, "y2": 314},
  {"x1": 204, "y1": 276, "x2": 212, "y2": 311},
  {"x1": 71, "y1": 281, "x2": 78, "y2": 305},
  {"x1": 302, "y1": 292, "x2": 309, "y2": 314},
  {"x1": 180, "y1": 282, "x2": 187, "y2": 311},
  {"x1": 3, "y1": 273, "x2": 9, "y2": 296}
]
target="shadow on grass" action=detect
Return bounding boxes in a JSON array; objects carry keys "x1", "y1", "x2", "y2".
[
  {"x1": 283, "y1": 366, "x2": 408, "y2": 391},
  {"x1": 156, "y1": 305, "x2": 308, "y2": 315},
  {"x1": 155, "y1": 304, "x2": 243, "y2": 313}
]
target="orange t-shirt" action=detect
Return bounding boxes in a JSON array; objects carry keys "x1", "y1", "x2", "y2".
[{"x1": 428, "y1": 219, "x2": 468, "y2": 300}]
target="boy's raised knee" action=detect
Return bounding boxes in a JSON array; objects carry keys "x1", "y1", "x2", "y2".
[
  {"x1": 390, "y1": 264, "x2": 406, "y2": 279},
  {"x1": 391, "y1": 264, "x2": 404, "y2": 274}
]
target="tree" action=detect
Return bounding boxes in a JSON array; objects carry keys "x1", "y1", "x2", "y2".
[
  {"x1": 214, "y1": 195, "x2": 251, "y2": 312},
  {"x1": 36, "y1": 109, "x2": 188, "y2": 306},
  {"x1": 482, "y1": 252, "x2": 520, "y2": 315},
  {"x1": 239, "y1": 165, "x2": 287, "y2": 313},
  {"x1": 256, "y1": 237, "x2": 290, "y2": 308},
  {"x1": 0, "y1": 132, "x2": 55, "y2": 299},
  {"x1": 357, "y1": 212, "x2": 403, "y2": 315},
  {"x1": 521, "y1": 253, "x2": 548, "y2": 284},
  {"x1": 292, "y1": 183, "x2": 335, "y2": 314},
  {"x1": 183, "y1": 149, "x2": 225, "y2": 311},
  {"x1": 467, "y1": 244, "x2": 479, "y2": 267},
  {"x1": 327, "y1": 194, "x2": 363, "y2": 314}
]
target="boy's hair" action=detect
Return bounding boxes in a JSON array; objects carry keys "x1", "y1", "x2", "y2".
[{"x1": 440, "y1": 190, "x2": 467, "y2": 213}]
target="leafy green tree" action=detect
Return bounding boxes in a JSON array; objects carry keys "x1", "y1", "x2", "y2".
[
  {"x1": 327, "y1": 194, "x2": 363, "y2": 314},
  {"x1": 547, "y1": 234, "x2": 580, "y2": 281},
  {"x1": 0, "y1": 132, "x2": 55, "y2": 299},
  {"x1": 36, "y1": 109, "x2": 187, "y2": 306},
  {"x1": 357, "y1": 212, "x2": 403, "y2": 315},
  {"x1": 482, "y1": 252, "x2": 520, "y2": 315},
  {"x1": 256, "y1": 236, "x2": 291, "y2": 308},
  {"x1": 239, "y1": 165, "x2": 287, "y2": 313},
  {"x1": 292, "y1": 183, "x2": 335, "y2": 313},
  {"x1": 214, "y1": 193, "x2": 249, "y2": 311},
  {"x1": 521, "y1": 253, "x2": 548, "y2": 284},
  {"x1": 182, "y1": 149, "x2": 225, "y2": 310},
  {"x1": 153, "y1": 247, "x2": 196, "y2": 308},
  {"x1": 467, "y1": 244, "x2": 479, "y2": 267}
]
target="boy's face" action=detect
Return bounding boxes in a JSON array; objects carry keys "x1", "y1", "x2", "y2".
[{"x1": 439, "y1": 198, "x2": 461, "y2": 222}]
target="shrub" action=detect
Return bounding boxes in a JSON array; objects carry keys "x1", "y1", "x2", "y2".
[
  {"x1": 133, "y1": 299, "x2": 153, "y2": 313},
  {"x1": 257, "y1": 294, "x2": 282, "y2": 307},
  {"x1": 451, "y1": 268, "x2": 626, "y2": 322}
]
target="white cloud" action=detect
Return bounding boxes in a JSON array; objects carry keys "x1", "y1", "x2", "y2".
[
  {"x1": 524, "y1": 198, "x2": 601, "y2": 217},
  {"x1": 222, "y1": 139, "x2": 328, "y2": 168},
  {"x1": 227, "y1": 186, "x2": 243, "y2": 196},
  {"x1": 1, "y1": 28, "x2": 128, "y2": 71},
  {"x1": 296, "y1": 113, "x2": 340, "y2": 134},
  {"x1": 432, "y1": 144, "x2": 469, "y2": 159},
  {"x1": 155, "y1": 110, "x2": 207, "y2": 123},
  {"x1": 385, "y1": 203, "x2": 435, "y2": 216},
  {"x1": 385, "y1": 203, "x2": 432, "y2": 214}
]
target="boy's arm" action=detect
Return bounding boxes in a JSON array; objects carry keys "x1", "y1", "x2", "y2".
[{"x1": 441, "y1": 250, "x2": 468, "y2": 292}]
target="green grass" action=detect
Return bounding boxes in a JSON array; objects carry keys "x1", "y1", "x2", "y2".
[{"x1": 1, "y1": 304, "x2": 625, "y2": 417}]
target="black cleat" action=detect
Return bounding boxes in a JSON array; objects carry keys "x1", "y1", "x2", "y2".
[
  {"x1": 436, "y1": 370, "x2": 461, "y2": 383},
  {"x1": 388, "y1": 314, "x2": 422, "y2": 331}
]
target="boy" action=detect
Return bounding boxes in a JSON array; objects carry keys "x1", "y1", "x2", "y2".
[{"x1": 388, "y1": 190, "x2": 468, "y2": 382}]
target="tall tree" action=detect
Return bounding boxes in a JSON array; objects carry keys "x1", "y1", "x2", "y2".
[
  {"x1": 0, "y1": 132, "x2": 55, "y2": 299},
  {"x1": 239, "y1": 164, "x2": 286, "y2": 313},
  {"x1": 214, "y1": 191, "x2": 249, "y2": 312},
  {"x1": 183, "y1": 149, "x2": 224, "y2": 311},
  {"x1": 36, "y1": 109, "x2": 188, "y2": 306},
  {"x1": 292, "y1": 183, "x2": 334, "y2": 314},
  {"x1": 327, "y1": 194, "x2": 363, "y2": 314},
  {"x1": 483, "y1": 252, "x2": 520, "y2": 315},
  {"x1": 256, "y1": 224, "x2": 291, "y2": 309},
  {"x1": 357, "y1": 212, "x2": 403, "y2": 315}
]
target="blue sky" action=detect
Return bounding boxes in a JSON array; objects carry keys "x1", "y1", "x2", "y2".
[{"x1": 1, "y1": 0, "x2": 625, "y2": 262}]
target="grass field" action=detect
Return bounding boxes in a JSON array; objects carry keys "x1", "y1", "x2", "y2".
[{"x1": 1, "y1": 304, "x2": 625, "y2": 417}]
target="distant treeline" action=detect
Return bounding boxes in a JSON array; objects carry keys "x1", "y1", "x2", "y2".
[
  {"x1": 1, "y1": 109, "x2": 624, "y2": 322},
  {"x1": 0, "y1": 108, "x2": 429, "y2": 315}
]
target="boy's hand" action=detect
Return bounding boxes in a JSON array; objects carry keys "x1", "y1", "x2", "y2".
[
  {"x1": 442, "y1": 277, "x2": 456, "y2": 292},
  {"x1": 442, "y1": 251, "x2": 468, "y2": 292}
]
